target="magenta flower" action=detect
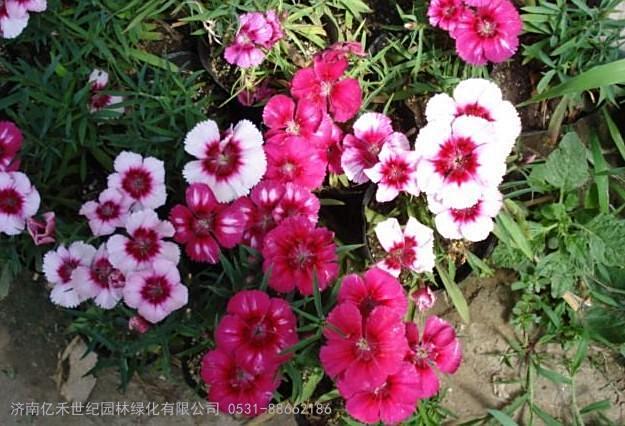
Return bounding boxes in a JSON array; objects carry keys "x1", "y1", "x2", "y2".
[
  {"x1": 340, "y1": 362, "x2": 421, "y2": 425},
  {"x1": 263, "y1": 95, "x2": 322, "y2": 145},
  {"x1": 411, "y1": 287, "x2": 436, "y2": 312},
  {"x1": 201, "y1": 347, "x2": 280, "y2": 414},
  {"x1": 108, "y1": 151, "x2": 166, "y2": 210},
  {"x1": 215, "y1": 290, "x2": 298, "y2": 369},
  {"x1": 237, "y1": 180, "x2": 284, "y2": 249},
  {"x1": 183, "y1": 119, "x2": 266, "y2": 203},
  {"x1": 263, "y1": 10, "x2": 284, "y2": 48},
  {"x1": 0, "y1": 171, "x2": 40, "y2": 236},
  {"x1": 262, "y1": 216, "x2": 337, "y2": 295},
  {"x1": 123, "y1": 259, "x2": 188, "y2": 323},
  {"x1": 320, "y1": 304, "x2": 408, "y2": 390},
  {"x1": 452, "y1": 0, "x2": 522, "y2": 65},
  {"x1": 43, "y1": 242, "x2": 96, "y2": 308},
  {"x1": 224, "y1": 11, "x2": 283, "y2": 69},
  {"x1": 169, "y1": 183, "x2": 246, "y2": 264},
  {"x1": 405, "y1": 316, "x2": 462, "y2": 398},
  {"x1": 79, "y1": 188, "x2": 132, "y2": 237},
  {"x1": 341, "y1": 112, "x2": 409, "y2": 184},
  {"x1": 0, "y1": 121, "x2": 23, "y2": 172},
  {"x1": 106, "y1": 209, "x2": 180, "y2": 274},
  {"x1": 26, "y1": 211, "x2": 55, "y2": 246},
  {"x1": 291, "y1": 52, "x2": 362, "y2": 123},
  {"x1": 427, "y1": 0, "x2": 466, "y2": 32},
  {"x1": 265, "y1": 138, "x2": 326, "y2": 190},
  {"x1": 364, "y1": 145, "x2": 420, "y2": 203},
  {"x1": 72, "y1": 244, "x2": 126, "y2": 310},
  {"x1": 337, "y1": 268, "x2": 408, "y2": 318}
]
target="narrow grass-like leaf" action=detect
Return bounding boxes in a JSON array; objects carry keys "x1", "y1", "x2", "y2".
[{"x1": 435, "y1": 263, "x2": 470, "y2": 323}]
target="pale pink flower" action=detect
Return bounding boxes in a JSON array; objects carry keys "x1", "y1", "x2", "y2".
[
  {"x1": 106, "y1": 209, "x2": 180, "y2": 274},
  {"x1": 108, "y1": 151, "x2": 167, "y2": 210},
  {"x1": 72, "y1": 244, "x2": 125, "y2": 309},
  {"x1": 79, "y1": 188, "x2": 132, "y2": 236},
  {"x1": 88, "y1": 69, "x2": 109, "y2": 91},
  {"x1": 26, "y1": 211, "x2": 55, "y2": 246},
  {"x1": 5, "y1": 0, "x2": 46, "y2": 16},
  {"x1": 263, "y1": 10, "x2": 284, "y2": 48},
  {"x1": 128, "y1": 315, "x2": 151, "y2": 334},
  {"x1": 183, "y1": 119, "x2": 266, "y2": 203},
  {"x1": 364, "y1": 145, "x2": 420, "y2": 202},
  {"x1": 43, "y1": 242, "x2": 96, "y2": 308},
  {"x1": 0, "y1": 171, "x2": 40, "y2": 236},
  {"x1": 224, "y1": 11, "x2": 282, "y2": 68},
  {"x1": 374, "y1": 217, "x2": 435, "y2": 277},
  {"x1": 427, "y1": 0, "x2": 466, "y2": 32},
  {"x1": 411, "y1": 287, "x2": 436, "y2": 312},
  {"x1": 0, "y1": 1, "x2": 29, "y2": 39},
  {"x1": 123, "y1": 259, "x2": 188, "y2": 323}
]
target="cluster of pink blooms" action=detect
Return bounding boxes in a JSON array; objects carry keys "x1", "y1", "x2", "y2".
[
  {"x1": 201, "y1": 290, "x2": 298, "y2": 413},
  {"x1": 427, "y1": 0, "x2": 522, "y2": 65},
  {"x1": 0, "y1": 0, "x2": 46, "y2": 39},
  {"x1": 88, "y1": 69, "x2": 125, "y2": 114},
  {"x1": 320, "y1": 268, "x2": 461, "y2": 424},
  {"x1": 43, "y1": 151, "x2": 188, "y2": 325},
  {"x1": 224, "y1": 11, "x2": 284, "y2": 69}
]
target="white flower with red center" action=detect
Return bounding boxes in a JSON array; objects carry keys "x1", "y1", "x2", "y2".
[
  {"x1": 123, "y1": 259, "x2": 188, "y2": 324},
  {"x1": 106, "y1": 209, "x2": 180, "y2": 274},
  {"x1": 88, "y1": 69, "x2": 124, "y2": 114},
  {"x1": 415, "y1": 115, "x2": 505, "y2": 209},
  {"x1": 364, "y1": 145, "x2": 420, "y2": 202},
  {"x1": 43, "y1": 242, "x2": 96, "y2": 308},
  {"x1": 425, "y1": 78, "x2": 521, "y2": 157},
  {"x1": 79, "y1": 188, "x2": 132, "y2": 236},
  {"x1": 107, "y1": 151, "x2": 167, "y2": 210},
  {"x1": 428, "y1": 187, "x2": 502, "y2": 242},
  {"x1": 72, "y1": 244, "x2": 126, "y2": 309},
  {"x1": 89, "y1": 69, "x2": 109, "y2": 91},
  {"x1": 183, "y1": 119, "x2": 267, "y2": 203},
  {"x1": 374, "y1": 217, "x2": 435, "y2": 277},
  {"x1": 0, "y1": 171, "x2": 40, "y2": 235},
  {"x1": 342, "y1": 112, "x2": 410, "y2": 184}
]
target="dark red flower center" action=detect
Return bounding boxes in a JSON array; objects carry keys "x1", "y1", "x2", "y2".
[
  {"x1": 456, "y1": 103, "x2": 493, "y2": 121},
  {"x1": 443, "y1": 5, "x2": 457, "y2": 18},
  {"x1": 411, "y1": 342, "x2": 435, "y2": 367},
  {"x1": 432, "y1": 137, "x2": 479, "y2": 184},
  {"x1": 380, "y1": 158, "x2": 410, "y2": 187},
  {"x1": 58, "y1": 258, "x2": 80, "y2": 284},
  {"x1": 476, "y1": 15, "x2": 497, "y2": 38},
  {"x1": 122, "y1": 167, "x2": 153, "y2": 199},
  {"x1": 450, "y1": 201, "x2": 482, "y2": 223},
  {"x1": 385, "y1": 237, "x2": 418, "y2": 270},
  {"x1": 203, "y1": 139, "x2": 242, "y2": 180},
  {"x1": 91, "y1": 94, "x2": 112, "y2": 110},
  {"x1": 140, "y1": 275, "x2": 171, "y2": 304},
  {"x1": 191, "y1": 213, "x2": 215, "y2": 237},
  {"x1": 360, "y1": 296, "x2": 379, "y2": 316},
  {"x1": 126, "y1": 227, "x2": 160, "y2": 261},
  {"x1": 96, "y1": 201, "x2": 120, "y2": 221},
  {"x1": 0, "y1": 188, "x2": 23, "y2": 215},
  {"x1": 90, "y1": 258, "x2": 123, "y2": 289}
]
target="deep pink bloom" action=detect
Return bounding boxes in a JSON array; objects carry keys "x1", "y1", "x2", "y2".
[
  {"x1": 262, "y1": 216, "x2": 337, "y2": 295},
  {"x1": 72, "y1": 244, "x2": 126, "y2": 309},
  {"x1": 79, "y1": 188, "x2": 132, "y2": 236},
  {"x1": 128, "y1": 315, "x2": 151, "y2": 334},
  {"x1": 340, "y1": 362, "x2": 421, "y2": 425},
  {"x1": 201, "y1": 348, "x2": 280, "y2": 414},
  {"x1": 26, "y1": 211, "x2": 55, "y2": 246},
  {"x1": 265, "y1": 138, "x2": 326, "y2": 190},
  {"x1": 0, "y1": 121, "x2": 22, "y2": 171},
  {"x1": 169, "y1": 183, "x2": 246, "y2": 264},
  {"x1": 224, "y1": 11, "x2": 281, "y2": 68},
  {"x1": 411, "y1": 287, "x2": 436, "y2": 312},
  {"x1": 452, "y1": 0, "x2": 522, "y2": 65},
  {"x1": 341, "y1": 113, "x2": 409, "y2": 184},
  {"x1": 427, "y1": 0, "x2": 466, "y2": 32},
  {"x1": 123, "y1": 259, "x2": 188, "y2": 323},
  {"x1": 320, "y1": 304, "x2": 408, "y2": 390},
  {"x1": 263, "y1": 95, "x2": 322, "y2": 145},
  {"x1": 0, "y1": 171, "x2": 40, "y2": 236},
  {"x1": 337, "y1": 268, "x2": 408, "y2": 318},
  {"x1": 215, "y1": 290, "x2": 298, "y2": 369},
  {"x1": 263, "y1": 10, "x2": 284, "y2": 48},
  {"x1": 237, "y1": 180, "x2": 284, "y2": 249},
  {"x1": 107, "y1": 151, "x2": 166, "y2": 209},
  {"x1": 364, "y1": 145, "x2": 420, "y2": 202},
  {"x1": 272, "y1": 182, "x2": 320, "y2": 225},
  {"x1": 404, "y1": 316, "x2": 462, "y2": 398},
  {"x1": 291, "y1": 53, "x2": 362, "y2": 123},
  {"x1": 43, "y1": 242, "x2": 96, "y2": 308}
]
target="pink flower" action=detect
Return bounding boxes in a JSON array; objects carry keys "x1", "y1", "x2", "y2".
[
  {"x1": 43, "y1": 242, "x2": 96, "y2": 308},
  {"x1": 237, "y1": 180, "x2": 284, "y2": 249},
  {"x1": 183, "y1": 119, "x2": 266, "y2": 203},
  {"x1": 5, "y1": 0, "x2": 47, "y2": 17},
  {"x1": 224, "y1": 11, "x2": 282, "y2": 68},
  {"x1": 201, "y1": 348, "x2": 280, "y2": 414},
  {"x1": 72, "y1": 244, "x2": 126, "y2": 309},
  {"x1": 428, "y1": 187, "x2": 502, "y2": 241},
  {"x1": 411, "y1": 287, "x2": 436, "y2": 312},
  {"x1": 364, "y1": 145, "x2": 420, "y2": 202},
  {"x1": 265, "y1": 138, "x2": 326, "y2": 190},
  {"x1": 108, "y1": 151, "x2": 166, "y2": 209},
  {"x1": 107, "y1": 209, "x2": 180, "y2": 274},
  {"x1": 425, "y1": 78, "x2": 521, "y2": 156},
  {"x1": 374, "y1": 217, "x2": 435, "y2": 277},
  {"x1": 312, "y1": 114, "x2": 344, "y2": 174},
  {"x1": 291, "y1": 52, "x2": 362, "y2": 123},
  {"x1": 341, "y1": 362, "x2": 421, "y2": 425},
  {"x1": 0, "y1": 121, "x2": 22, "y2": 171},
  {"x1": 169, "y1": 183, "x2": 246, "y2": 264},
  {"x1": 79, "y1": 188, "x2": 132, "y2": 237},
  {"x1": 427, "y1": 0, "x2": 466, "y2": 32},
  {"x1": 416, "y1": 115, "x2": 505, "y2": 209},
  {"x1": 0, "y1": 171, "x2": 40, "y2": 236},
  {"x1": 123, "y1": 259, "x2": 188, "y2": 323},
  {"x1": 263, "y1": 95, "x2": 322, "y2": 145},
  {"x1": 404, "y1": 316, "x2": 462, "y2": 398},
  {"x1": 326, "y1": 41, "x2": 366, "y2": 57},
  {"x1": 26, "y1": 211, "x2": 55, "y2": 246},
  {"x1": 262, "y1": 216, "x2": 337, "y2": 295},
  {"x1": 88, "y1": 69, "x2": 124, "y2": 114},
  {"x1": 452, "y1": 0, "x2": 522, "y2": 65},
  {"x1": 338, "y1": 268, "x2": 408, "y2": 318},
  {"x1": 341, "y1": 113, "x2": 409, "y2": 184},
  {"x1": 263, "y1": 10, "x2": 284, "y2": 48},
  {"x1": 128, "y1": 315, "x2": 151, "y2": 334},
  {"x1": 320, "y1": 304, "x2": 408, "y2": 390},
  {"x1": 89, "y1": 69, "x2": 109, "y2": 91},
  {"x1": 215, "y1": 290, "x2": 298, "y2": 369},
  {"x1": 0, "y1": 1, "x2": 28, "y2": 39},
  {"x1": 272, "y1": 182, "x2": 320, "y2": 225}
]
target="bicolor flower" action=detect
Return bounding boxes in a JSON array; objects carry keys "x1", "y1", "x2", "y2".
[
  {"x1": 72, "y1": 244, "x2": 125, "y2": 310},
  {"x1": 88, "y1": 69, "x2": 124, "y2": 114},
  {"x1": 364, "y1": 145, "x2": 420, "y2": 203},
  {"x1": 411, "y1": 287, "x2": 437, "y2": 312},
  {"x1": 43, "y1": 242, "x2": 96, "y2": 308},
  {"x1": 26, "y1": 211, "x2": 55, "y2": 246},
  {"x1": 108, "y1": 151, "x2": 167, "y2": 210},
  {"x1": 0, "y1": 121, "x2": 22, "y2": 171},
  {"x1": 79, "y1": 188, "x2": 132, "y2": 237},
  {"x1": 0, "y1": 171, "x2": 40, "y2": 236}
]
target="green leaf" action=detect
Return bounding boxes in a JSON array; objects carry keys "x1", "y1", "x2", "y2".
[
  {"x1": 603, "y1": 108, "x2": 625, "y2": 163},
  {"x1": 435, "y1": 263, "x2": 470, "y2": 323},
  {"x1": 543, "y1": 132, "x2": 589, "y2": 191},
  {"x1": 297, "y1": 367, "x2": 324, "y2": 404},
  {"x1": 530, "y1": 403, "x2": 562, "y2": 426},
  {"x1": 535, "y1": 364, "x2": 572, "y2": 385},
  {"x1": 127, "y1": 48, "x2": 179, "y2": 72},
  {"x1": 580, "y1": 399, "x2": 611, "y2": 415},
  {"x1": 590, "y1": 134, "x2": 609, "y2": 213},
  {"x1": 586, "y1": 213, "x2": 625, "y2": 267},
  {"x1": 495, "y1": 211, "x2": 535, "y2": 261},
  {"x1": 487, "y1": 409, "x2": 518, "y2": 426}
]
